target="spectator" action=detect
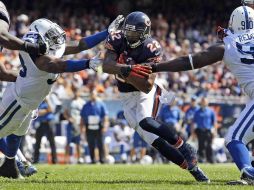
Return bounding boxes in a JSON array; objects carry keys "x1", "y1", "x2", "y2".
[
  {"x1": 130, "y1": 132, "x2": 147, "y2": 163},
  {"x1": 193, "y1": 97, "x2": 216, "y2": 163},
  {"x1": 158, "y1": 100, "x2": 182, "y2": 132},
  {"x1": 33, "y1": 99, "x2": 57, "y2": 164},
  {"x1": 183, "y1": 96, "x2": 199, "y2": 138},
  {"x1": 64, "y1": 89, "x2": 86, "y2": 164},
  {"x1": 80, "y1": 90, "x2": 109, "y2": 164}
]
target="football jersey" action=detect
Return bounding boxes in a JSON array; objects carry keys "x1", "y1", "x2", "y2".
[
  {"x1": 0, "y1": 1, "x2": 10, "y2": 25},
  {"x1": 11, "y1": 51, "x2": 58, "y2": 110},
  {"x1": 105, "y1": 30, "x2": 162, "y2": 92},
  {"x1": 0, "y1": 1, "x2": 10, "y2": 52},
  {"x1": 223, "y1": 30, "x2": 254, "y2": 98}
]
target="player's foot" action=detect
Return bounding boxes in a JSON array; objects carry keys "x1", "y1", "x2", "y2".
[
  {"x1": 240, "y1": 167, "x2": 254, "y2": 185},
  {"x1": 16, "y1": 160, "x2": 37, "y2": 177},
  {"x1": 179, "y1": 143, "x2": 197, "y2": 170},
  {"x1": 189, "y1": 166, "x2": 210, "y2": 183},
  {"x1": 0, "y1": 157, "x2": 23, "y2": 179}
]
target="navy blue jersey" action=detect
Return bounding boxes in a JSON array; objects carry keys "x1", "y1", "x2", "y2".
[{"x1": 105, "y1": 31, "x2": 162, "y2": 92}]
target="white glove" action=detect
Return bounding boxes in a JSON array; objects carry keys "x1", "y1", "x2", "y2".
[
  {"x1": 89, "y1": 52, "x2": 103, "y2": 72},
  {"x1": 108, "y1": 15, "x2": 125, "y2": 33}
]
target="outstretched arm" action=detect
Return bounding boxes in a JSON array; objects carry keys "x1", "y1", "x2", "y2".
[
  {"x1": 0, "y1": 20, "x2": 47, "y2": 55},
  {"x1": 35, "y1": 54, "x2": 102, "y2": 74},
  {"x1": 64, "y1": 15, "x2": 124, "y2": 55},
  {"x1": 151, "y1": 43, "x2": 225, "y2": 72}
]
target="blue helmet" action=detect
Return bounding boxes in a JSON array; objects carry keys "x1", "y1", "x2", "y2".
[{"x1": 123, "y1": 11, "x2": 151, "y2": 48}]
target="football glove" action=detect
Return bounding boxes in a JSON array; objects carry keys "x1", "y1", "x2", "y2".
[
  {"x1": 89, "y1": 52, "x2": 103, "y2": 72},
  {"x1": 120, "y1": 64, "x2": 152, "y2": 79},
  {"x1": 108, "y1": 15, "x2": 125, "y2": 33},
  {"x1": 23, "y1": 31, "x2": 49, "y2": 55}
]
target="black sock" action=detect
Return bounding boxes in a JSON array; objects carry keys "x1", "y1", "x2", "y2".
[{"x1": 152, "y1": 137, "x2": 187, "y2": 169}]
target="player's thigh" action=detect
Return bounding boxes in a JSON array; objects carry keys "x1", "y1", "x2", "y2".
[
  {"x1": 136, "y1": 125, "x2": 158, "y2": 145},
  {"x1": 13, "y1": 112, "x2": 32, "y2": 136},
  {"x1": 136, "y1": 84, "x2": 158, "y2": 123},
  {"x1": 0, "y1": 105, "x2": 30, "y2": 138},
  {"x1": 225, "y1": 99, "x2": 254, "y2": 145}
]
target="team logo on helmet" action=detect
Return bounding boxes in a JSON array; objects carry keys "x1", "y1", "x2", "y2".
[{"x1": 143, "y1": 15, "x2": 151, "y2": 27}]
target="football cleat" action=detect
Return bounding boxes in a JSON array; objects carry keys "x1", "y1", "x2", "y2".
[
  {"x1": 189, "y1": 166, "x2": 210, "y2": 183},
  {"x1": 240, "y1": 167, "x2": 254, "y2": 185},
  {"x1": 16, "y1": 160, "x2": 37, "y2": 177},
  {"x1": 227, "y1": 180, "x2": 249, "y2": 185},
  {"x1": 0, "y1": 157, "x2": 23, "y2": 179}
]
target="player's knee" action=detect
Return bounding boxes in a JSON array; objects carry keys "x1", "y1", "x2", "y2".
[{"x1": 139, "y1": 117, "x2": 159, "y2": 131}]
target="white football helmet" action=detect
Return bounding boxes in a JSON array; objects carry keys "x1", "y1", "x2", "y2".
[
  {"x1": 29, "y1": 18, "x2": 66, "y2": 58},
  {"x1": 228, "y1": 6, "x2": 254, "y2": 34}
]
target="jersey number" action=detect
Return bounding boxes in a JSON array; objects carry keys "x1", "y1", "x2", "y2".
[
  {"x1": 111, "y1": 31, "x2": 121, "y2": 41},
  {"x1": 19, "y1": 54, "x2": 27, "y2": 77},
  {"x1": 147, "y1": 41, "x2": 161, "y2": 53}
]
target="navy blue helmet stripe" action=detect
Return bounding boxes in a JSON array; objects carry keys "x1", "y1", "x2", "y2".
[
  {"x1": 243, "y1": 6, "x2": 250, "y2": 30},
  {"x1": 232, "y1": 104, "x2": 254, "y2": 139},
  {"x1": 0, "y1": 100, "x2": 17, "y2": 120},
  {"x1": 0, "y1": 105, "x2": 21, "y2": 130}
]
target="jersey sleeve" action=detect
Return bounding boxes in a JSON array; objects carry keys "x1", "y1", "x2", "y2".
[
  {"x1": 0, "y1": 1, "x2": 10, "y2": 25},
  {"x1": 104, "y1": 31, "x2": 124, "y2": 54},
  {"x1": 145, "y1": 39, "x2": 163, "y2": 63}
]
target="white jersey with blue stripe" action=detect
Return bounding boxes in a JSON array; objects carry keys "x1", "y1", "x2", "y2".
[
  {"x1": 12, "y1": 51, "x2": 58, "y2": 110},
  {"x1": 223, "y1": 30, "x2": 254, "y2": 98}
]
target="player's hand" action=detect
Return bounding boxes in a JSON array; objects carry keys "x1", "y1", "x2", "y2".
[
  {"x1": 142, "y1": 62, "x2": 157, "y2": 73},
  {"x1": 23, "y1": 31, "x2": 49, "y2": 55},
  {"x1": 217, "y1": 26, "x2": 227, "y2": 41},
  {"x1": 38, "y1": 40, "x2": 49, "y2": 55},
  {"x1": 108, "y1": 15, "x2": 125, "y2": 33},
  {"x1": 121, "y1": 64, "x2": 152, "y2": 79},
  {"x1": 89, "y1": 51, "x2": 103, "y2": 72}
]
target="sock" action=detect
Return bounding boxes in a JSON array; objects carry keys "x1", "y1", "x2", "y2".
[
  {"x1": 227, "y1": 140, "x2": 251, "y2": 170},
  {"x1": 5, "y1": 134, "x2": 22, "y2": 158},
  {"x1": 0, "y1": 138, "x2": 7, "y2": 155},
  {"x1": 152, "y1": 137, "x2": 187, "y2": 169}
]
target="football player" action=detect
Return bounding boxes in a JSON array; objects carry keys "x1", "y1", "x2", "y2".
[
  {"x1": 103, "y1": 11, "x2": 209, "y2": 182},
  {"x1": 148, "y1": 6, "x2": 254, "y2": 185},
  {"x1": 242, "y1": 0, "x2": 254, "y2": 8},
  {"x1": 0, "y1": 18, "x2": 107, "y2": 179},
  {"x1": 0, "y1": 1, "x2": 48, "y2": 177}
]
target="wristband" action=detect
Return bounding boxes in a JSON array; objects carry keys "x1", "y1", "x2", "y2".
[
  {"x1": 188, "y1": 54, "x2": 195, "y2": 70},
  {"x1": 65, "y1": 59, "x2": 90, "y2": 72},
  {"x1": 82, "y1": 30, "x2": 108, "y2": 49}
]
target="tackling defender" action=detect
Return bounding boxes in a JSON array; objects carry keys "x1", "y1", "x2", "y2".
[
  {"x1": 0, "y1": 1, "x2": 49, "y2": 177},
  {"x1": 148, "y1": 6, "x2": 254, "y2": 185},
  {"x1": 0, "y1": 17, "x2": 117, "y2": 178},
  {"x1": 103, "y1": 11, "x2": 209, "y2": 182}
]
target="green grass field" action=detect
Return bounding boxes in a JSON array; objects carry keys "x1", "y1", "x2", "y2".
[{"x1": 0, "y1": 164, "x2": 253, "y2": 190}]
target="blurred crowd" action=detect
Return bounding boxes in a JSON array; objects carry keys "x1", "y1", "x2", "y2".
[{"x1": 0, "y1": 0, "x2": 251, "y2": 164}]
